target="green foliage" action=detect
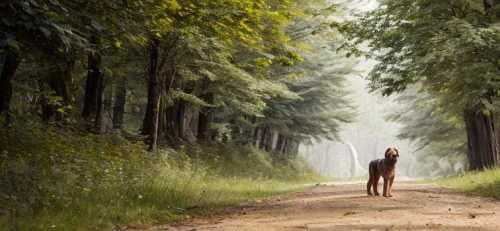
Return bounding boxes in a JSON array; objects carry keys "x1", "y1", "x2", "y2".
[
  {"x1": 340, "y1": 0, "x2": 500, "y2": 172},
  {"x1": 0, "y1": 0, "x2": 358, "y2": 228},
  {"x1": 387, "y1": 90, "x2": 467, "y2": 177},
  {"x1": 249, "y1": 2, "x2": 358, "y2": 144},
  {"x1": 0, "y1": 119, "x2": 326, "y2": 230},
  {"x1": 2, "y1": 0, "x2": 358, "y2": 148},
  {"x1": 0, "y1": 0, "x2": 77, "y2": 55},
  {"x1": 0, "y1": 119, "x2": 150, "y2": 220},
  {"x1": 341, "y1": 0, "x2": 500, "y2": 113},
  {"x1": 199, "y1": 143, "x2": 325, "y2": 181},
  {"x1": 424, "y1": 167, "x2": 500, "y2": 200}
]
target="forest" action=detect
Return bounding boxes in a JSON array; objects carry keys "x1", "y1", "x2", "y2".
[{"x1": 1, "y1": 0, "x2": 500, "y2": 230}]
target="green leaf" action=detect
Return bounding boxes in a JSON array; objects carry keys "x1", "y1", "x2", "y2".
[
  {"x1": 1, "y1": 17, "x2": 11, "y2": 26},
  {"x1": 6, "y1": 39, "x2": 20, "y2": 53},
  {"x1": 23, "y1": 21, "x2": 33, "y2": 29},
  {"x1": 44, "y1": 11, "x2": 62, "y2": 22},
  {"x1": 91, "y1": 19, "x2": 106, "y2": 31},
  {"x1": 39, "y1": 26, "x2": 51, "y2": 38}
]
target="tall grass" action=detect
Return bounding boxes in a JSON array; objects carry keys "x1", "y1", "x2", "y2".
[
  {"x1": 0, "y1": 121, "x2": 328, "y2": 230},
  {"x1": 423, "y1": 168, "x2": 500, "y2": 199}
]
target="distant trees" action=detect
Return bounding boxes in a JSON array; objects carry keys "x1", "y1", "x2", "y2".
[
  {"x1": 341, "y1": 0, "x2": 500, "y2": 170},
  {"x1": 1, "y1": 0, "x2": 357, "y2": 155},
  {"x1": 387, "y1": 90, "x2": 468, "y2": 176}
]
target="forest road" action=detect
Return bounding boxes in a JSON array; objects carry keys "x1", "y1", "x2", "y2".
[{"x1": 147, "y1": 182, "x2": 500, "y2": 231}]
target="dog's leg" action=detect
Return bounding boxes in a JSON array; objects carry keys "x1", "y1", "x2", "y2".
[
  {"x1": 388, "y1": 176, "x2": 395, "y2": 197},
  {"x1": 373, "y1": 172, "x2": 381, "y2": 196},
  {"x1": 367, "y1": 162, "x2": 374, "y2": 195},
  {"x1": 382, "y1": 177, "x2": 390, "y2": 197}
]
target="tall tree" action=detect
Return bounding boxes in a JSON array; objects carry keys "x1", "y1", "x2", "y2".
[
  {"x1": 0, "y1": 0, "x2": 79, "y2": 120},
  {"x1": 387, "y1": 90, "x2": 468, "y2": 176},
  {"x1": 64, "y1": 0, "x2": 144, "y2": 130},
  {"x1": 0, "y1": 52, "x2": 21, "y2": 119},
  {"x1": 341, "y1": 0, "x2": 500, "y2": 170},
  {"x1": 241, "y1": 0, "x2": 357, "y2": 153},
  {"x1": 81, "y1": 36, "x2": 103, "y2": 129},
  {"x1": 112, "y1": 78, "x2": 127, "y2": 129},
  {"x1": 141, "y1": 37, "x2": 162, "y2": 151},
  {"x1": 138, "y1": 0, "x2": 303, "y2": 150}
]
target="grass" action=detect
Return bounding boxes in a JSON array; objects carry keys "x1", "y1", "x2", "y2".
[
  {"x1": 3, "y1": 174, "x2": 310, "y2": 231},
  {"x1": 421, "y1": 168, "x2": 500, "y2": 199},
  {"x1": 0, "y1": 122, "x2": 329, "y2": 231},
  {"x1": 0, "y1": 120, "x2": 340, "y2": 231}
]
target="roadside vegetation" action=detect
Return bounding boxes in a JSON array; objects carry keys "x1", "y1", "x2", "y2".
[
  {"x1": 0, "y1": 0, "x2": 350, "y2": 230},
  {"x1": 341, "y1": 0, "x2": 500, "y2": 177},
  {"x1": 423, "y1": 168, "x2": 500, "y2": 200},
  {"x1": 0, "y1": 120, "x2": 331, "y2": 230}
]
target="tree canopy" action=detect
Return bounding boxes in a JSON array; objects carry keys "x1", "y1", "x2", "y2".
[
  {"x1": 1, "y1": 0, "x2": 357, "y2": 152},
  {"x1": 341, "y1": 0, "x2": 500, "y2": 170}
]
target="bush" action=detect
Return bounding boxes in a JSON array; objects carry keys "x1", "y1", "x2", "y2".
[
  {"x1": 0, "y1": 120, "x2": 326, "y2": 230},
  {"x1": 0, "y1": 120, "x2": 164, "y2": 229}
]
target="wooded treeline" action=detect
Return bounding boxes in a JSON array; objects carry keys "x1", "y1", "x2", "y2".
[
  {"x1": 0, "y1": 0, "x2": 356, "y2": 153},
  {"x1": 342, "y1": 0, "x2": 500, "y2": 172}
]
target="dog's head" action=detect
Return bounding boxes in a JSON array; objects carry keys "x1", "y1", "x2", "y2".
[{"x1": 385, "y1": 148, "x2": 399, "y2": 165}]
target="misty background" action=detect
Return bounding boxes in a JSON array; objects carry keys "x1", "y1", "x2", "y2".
[
  {"x1": 297, "y1": 0, "x2": 426, "y2": 180},
  {"x1": 299, "y1": 58, "x2": 420, "y2": 179}
]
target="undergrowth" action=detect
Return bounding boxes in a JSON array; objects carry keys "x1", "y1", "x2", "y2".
[
  {"x1": 0, "y1": 120, "x2": 328, "y2": 230},
  {"x1": 423, "y1": 168, "x2": 500, "y2": 200}
]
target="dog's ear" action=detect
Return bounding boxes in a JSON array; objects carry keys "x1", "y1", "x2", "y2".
[{"x1": 385, "y1": 148, "x2": 391, "y2": 157}]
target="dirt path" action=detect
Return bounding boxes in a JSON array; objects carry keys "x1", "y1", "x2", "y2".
[{"x1": 147, "y1": 182, "x2": 500, "y2": 231}]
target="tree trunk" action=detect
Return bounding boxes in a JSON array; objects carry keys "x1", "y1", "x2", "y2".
[
  {"x1": 484, "y1": 0, "x2": 493, "y2": 11},
  {"x1": 112, "y1": 79, "x2": 126, "y2": 129},
  {"x1": 181, "y1": 110, "x2": 197, "y2": 143},
  {"x1": 463, "y1": 108, "x2": 499, "y2": 170},
  {"x1": 141, "y1": 38, "x2": 161, "y2": 151},
  {"x1": 0, "y1": 52, "x2": 21, "y2": 119},
  {"x1": 282, "y1": 136, "x2": 289, "y2": 153},
  {"x1": 158, "y1": 92, "x2": 166, "y2": 137},
  {"x1": 345, "y1": 141, "x2": 365, "y2": 177},
  {"x1": 165, "y1": 98, "x2": 186, "y2": 144},
  {"x1": 282, "y1": 137, "x2": 299, "y2": 155},
  {"x1": 93, "y1": 76, "x2": 104, "y2": 129},
  {"x1": 264, "y1": 129, "x2": 274, "y2": 151},
  {"x1": 252, "y1": 126, "x2": 260, "y2": 146},
  {"x1": 259, "y1": 126, "x2": 270, "y2": 150},
  {"x1": 276, "y1": 133, "x2": 285, "y2": 152},
  {"x1": 81, "y1": 36, "x2": 103, "y2": 130},
  {"x1": 42, "y1": 61, "x2": 74, "y2": 122},
  {"x1": 197, "y1": 93, "x2": 214, "y2": 142},
  {"x1": 163, "y1": 84, "x2": 190, "y2": 145}
]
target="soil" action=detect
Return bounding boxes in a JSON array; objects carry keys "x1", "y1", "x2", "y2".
[{"x1": 134, "y1": 182, "x2": 500, "y2": 231}]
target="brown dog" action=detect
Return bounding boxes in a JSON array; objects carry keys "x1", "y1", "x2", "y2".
[{"x1": 367, "y1": 148, "x2": 399, "y2": 197}]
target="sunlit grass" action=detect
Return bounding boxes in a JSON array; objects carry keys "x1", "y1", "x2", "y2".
[
  {"x1": 422, "y1": 168, "x2": 500, "y2": 199},
  {"x1": 0, "y1": 151, "x2": 325, "y2": 231},
  {"x1": 0, "y1": 122, "x2": 330, "y2": 230},
  {"x1": 0, "y1": 166, "x2": 317, "y2": 231}
]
